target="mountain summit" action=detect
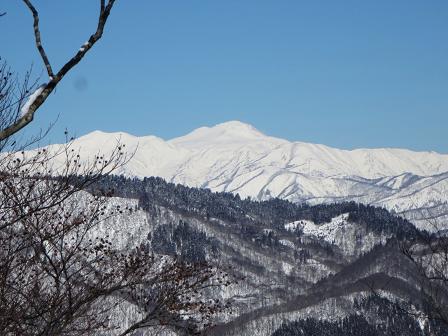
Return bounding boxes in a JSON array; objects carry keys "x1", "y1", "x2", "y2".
[{"x1": 170, "y1": 121, "x2": 272, "y2": 148}]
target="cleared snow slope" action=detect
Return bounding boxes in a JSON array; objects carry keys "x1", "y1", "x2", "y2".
[{"x1": 45, "y1": 121, "x2": 448, "y2": 229}]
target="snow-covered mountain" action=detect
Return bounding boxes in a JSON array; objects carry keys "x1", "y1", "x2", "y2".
[{"x1": 48, "y1": 121, "x2": 448, "y2": 229}]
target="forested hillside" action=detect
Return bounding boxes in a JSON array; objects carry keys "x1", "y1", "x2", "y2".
[{"x1": 78, "y1": 175, "x2": 442, "y2": 336}]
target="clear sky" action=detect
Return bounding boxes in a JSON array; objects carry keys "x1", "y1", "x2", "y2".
[{"x1": 1, "y1": 1, "x2": 447, "y2": 152}]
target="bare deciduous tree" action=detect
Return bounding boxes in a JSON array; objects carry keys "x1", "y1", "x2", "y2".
[
  {"x1": 0, "y1": 2, "x2": 234, "y2": 335},
  {"x1": 0, "y1": 143, "x2": 233, "y2": 335}
]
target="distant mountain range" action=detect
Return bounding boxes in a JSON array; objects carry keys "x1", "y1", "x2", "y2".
[{"x1": 47, "y1": 121, "x2": 448, "y2": 230}]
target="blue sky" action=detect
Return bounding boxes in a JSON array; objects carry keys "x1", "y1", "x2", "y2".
[{"x1": 1, "y1": 1, "x2": 447, "y2": 152}]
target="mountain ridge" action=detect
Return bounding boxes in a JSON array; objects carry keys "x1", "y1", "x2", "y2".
[{"x1": 46, "y1": 121, "x2": 448, "y2": 229}]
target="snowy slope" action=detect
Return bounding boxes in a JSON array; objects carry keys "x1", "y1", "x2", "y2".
[
  {"x1": 285, "y1": 214, "x2": 386, "y2": 256},
  {"x1": 44, "y1": 121, "x2": 448, "y2": 229}
]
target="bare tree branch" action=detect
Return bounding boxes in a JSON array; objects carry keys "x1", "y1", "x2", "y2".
[
  {"x1": 0, "y1": 0, "x2": 118, "y2": 142},
  {"x1": 56, "y1": 0, "x2": 116, "y2": 82},
  {"x1": 22, "y1": 0, "x2": 54, "y2": 78}
]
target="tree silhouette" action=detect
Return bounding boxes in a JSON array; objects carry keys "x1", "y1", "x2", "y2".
[{"x1": 0, "y1": 2, "x2": 234, "y2": 334}]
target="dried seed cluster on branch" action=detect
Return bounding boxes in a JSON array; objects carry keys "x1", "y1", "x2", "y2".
[{"x1": 0, "y1": 143, "x2": 234, "y2": 335}]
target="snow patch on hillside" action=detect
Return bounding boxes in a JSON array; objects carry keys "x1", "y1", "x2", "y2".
[{"x1": 286, "y1": 214, "x2": 350, "y2": 245}]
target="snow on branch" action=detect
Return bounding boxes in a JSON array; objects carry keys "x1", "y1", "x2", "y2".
[
  {"x1": 19, "y1": 84, "x2": 46, "y2": 117},
  {"x1": 0, "y1": 1, "x2": 118, "y2": 142}
]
